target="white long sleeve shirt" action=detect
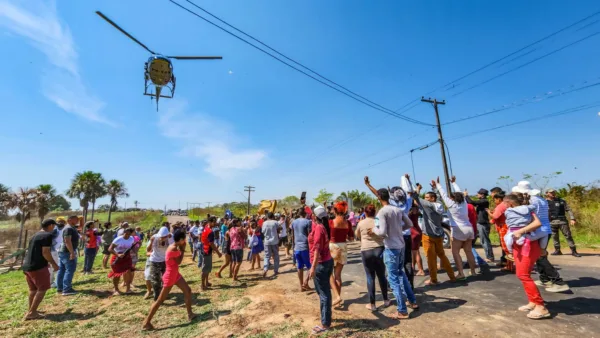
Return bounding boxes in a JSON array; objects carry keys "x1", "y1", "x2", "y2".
[{"x1": 436, "y1": 182, "x2": 471, "y2": 228}]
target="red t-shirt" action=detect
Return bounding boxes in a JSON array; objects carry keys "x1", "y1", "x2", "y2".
[
  {"x1": 309, "y1": 221, "x2": 332, "y2": 264},
  {"x1": 201, "y1": 227, "x2": 214, "y2": 255},
  {"x1": 467, "y1": 203, "x2": 478, "y2": 235},
  {"x1": 86, "y1": 229, "x2": 98, "y2": 249},
  {"x1": 258, "y1": 219, "x2": 264, "y2": 228}
]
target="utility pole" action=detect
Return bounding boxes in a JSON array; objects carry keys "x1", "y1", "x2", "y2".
[
  {"x1": 421, "y1": 97, "x2": 452, "y2": 194},
  {"x1": 244, "y1": 185, "x2": 255, "y2": 216}
]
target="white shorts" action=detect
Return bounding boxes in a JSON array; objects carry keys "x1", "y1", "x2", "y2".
[
  {"x1": 144, "y1": 260, "x2": 151, "y2": 280},
  {"x1": 451, "y1": 225, "x2": 474, "y2": 242}
]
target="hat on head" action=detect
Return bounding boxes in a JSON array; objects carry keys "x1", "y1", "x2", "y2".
[
  {"x1": 41, "y1": 219, "x2": 57, "y2": 228},
  {"x1": 158, "y1": 226, "x2": 170, "y2": 237},
  {"x1": 314, "y1": 206, "x2": 327, "y2": 219},
  {"x1": 56, "y1": 216, "x2": 66, "y2": 223},
  {"x1": 122, "y1": 222, "x2": 129, "y2": 226},
  {"x1": 546, "y1": 188, "x2": 556, "y2": 193},
  {"x1": 477, "y1": 188, "x2": 489, "y2": 196},
  {"x1": 511, "y1": 181, "x2": 541, "y2": 196}
]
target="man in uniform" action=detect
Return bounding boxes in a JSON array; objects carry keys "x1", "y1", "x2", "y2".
[{"x1": 546, "y1": 188, "x2": 580, "y2": 257}]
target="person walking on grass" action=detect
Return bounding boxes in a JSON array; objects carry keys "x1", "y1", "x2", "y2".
[
  {"x1": 201, "y1": 217, "x2": 222, "y2": 290},
  {"x1": 107, "y1": 227, "x2": 136, "y2": 295},
  {"x1": 142, "y1": 230, "x2": 196, "y2": 331},
  {"x1": 262, "y1": 212, "x2": 281, "y2": 278},
  {"x1": 309, "y1": 206, "x2": 333, "y2": 335},
  {"x1": 56, "y1": 215, "x2": 81, "y2": 296},
  {"x1": 216, "y1": 222, "x2": 232, "y2": 278},
  {"x1": 365, "y1": 176, "x2": 418, "y2": 320},
  {"x1": 101, "y1": 222, "x2": 115, "y2": 269},
  {"x1": 292, "y1": 208, "x2": 312, "y2": 291},
  {"x1": 144, "y1": 226, "x2": 171, "y2": 300},
  {"x1": 22, "y1": 219, "x2": 59, "y2": 320},
  {"x1": 249, "y1": 221, "x2": 264, "y2": 270},
  {"x1": 546, "y1": 188, "x2": 581, "y2": 257},
  {"x1": 412, "y1": 180, "x2": 456, "y2": 286},
  {"x1": 83, "y1": 221, "x2": 102, "y2": 275},
  {"x1": 355, "y1": 204, "x2": 390, "y2": 312}
]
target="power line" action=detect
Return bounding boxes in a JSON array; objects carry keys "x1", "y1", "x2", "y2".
[
  {"x1": 168, "y1": 0, "x2": 433, "y2": 126},
  {"x1": 443, "y1": 77, "x2": 600, "y2": 125},
  {"x1": 447, "y1": 101, "x2": 600, "y2": 141},
  {"x1": 393, "y1": 10, "x2": 600, "y2": 117},
  {"x1": 449, "y1": 31, "x2": 600, "y2": 98}
]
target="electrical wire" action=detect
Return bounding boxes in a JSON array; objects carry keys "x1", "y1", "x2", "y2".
[
  {"x1": 449, "y1": 32, "x2": 600, "y2": 98},
  {"x1": 443, "y1": 77, "x2": 600, "y2": 125},
  {"x1": 447, "y1": 101, "x2": 600, "y2": 141},
  {"x1": 169, "y1": 0, "x2": 433, "y2": 126}
]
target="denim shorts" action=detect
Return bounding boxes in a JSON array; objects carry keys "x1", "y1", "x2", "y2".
[{"x1": 231, "y1": 249, "x2": 244, "y2": 263}]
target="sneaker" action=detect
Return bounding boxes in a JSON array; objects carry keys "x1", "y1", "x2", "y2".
[
  {"x1": 62, "y1": 289, "x2": 78, "y2": 296},
  {"x1": 551, "y1": 250, "x2": 562, "y2": 256},
  {"x1": 545, "y1": 284, "x2": 570, "y2": 293},
  {"x1": 534, "y1": 280, "x2": 553, "y2": 287}
]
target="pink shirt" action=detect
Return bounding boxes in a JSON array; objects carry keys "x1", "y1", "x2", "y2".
[
  {"x1": 309, "y1": 222, "x2": 332, "y2": 264},
  {"x1": 229, "y1": 227, "x2": 243, "y2": 250}
]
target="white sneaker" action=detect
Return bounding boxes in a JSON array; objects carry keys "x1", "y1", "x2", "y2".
[
  {"x1": 534, "y1": 280, "x2": 553, "y2": 287},
  {"x1": 545, "y1": 284, "x2": 570, "y2": 293}
]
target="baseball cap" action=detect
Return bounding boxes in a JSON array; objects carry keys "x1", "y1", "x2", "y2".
[
  {"x1": 546, "y1": 188, "x2": 556, "y2": 193},
  {"x1": 477, "y1": 188, "x2": 489, "y2": 196},
  {"x1": 157, "y1": 226, "x2": 170, "y2": 237},
  {"x1": 314, "y1": 206, "x2": 327, "y2": 219}
]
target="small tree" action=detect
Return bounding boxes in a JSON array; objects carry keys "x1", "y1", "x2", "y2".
[
  {"x1": 314, "y1": 189, "x2": 334, "y2": 205},
  {"x1": 106, "y1": 180, "x2": 129, "y2": 222}
]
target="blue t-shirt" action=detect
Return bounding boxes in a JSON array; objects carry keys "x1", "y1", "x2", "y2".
[
  {"x1": 530, "y1": 195, "x2": 552, "y2": 234},
  {"x1": 220, "y1": 224, "x2": 228, "y2": 237},
  {"x1": 291, "y1": 218, "x2": 312, "y2": 251}
]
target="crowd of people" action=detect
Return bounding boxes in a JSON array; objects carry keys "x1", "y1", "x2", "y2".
[{"x1": 19, "y1": 174, "x2": 581, "y2": 333}]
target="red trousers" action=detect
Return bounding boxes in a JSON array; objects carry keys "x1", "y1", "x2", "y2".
[{"x1": 514, "y1": 240, "x2": 544, "y2": 305}]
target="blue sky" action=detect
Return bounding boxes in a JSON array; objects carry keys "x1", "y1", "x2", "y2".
[{"x1": 1, "y1": 0, "x2": 599, "y2": 210}]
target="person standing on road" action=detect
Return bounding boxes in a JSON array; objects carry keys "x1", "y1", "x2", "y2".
[
  {"x1": 262, "y1": 212, "x2": 281, "y2": 278},
  {"x1": 22, "y1": 219, "x2": 59, "y2": 320},
  {"x1": 292, "y1": 208, "x2": 312, "y2": 291},
  {"x1": 329, "y1": 201, "x2": 354, "y2": 308},
  {"x1": 507, "y1": 193, "x2": 551, "y2": 320},
  {"x1": 512, "y1": 181, "x2": 570, "y2": 293},
  {"x1": 366, "y1": 176, "x2": 418, "y2": 320},
  {"x1": 355, "y1": 204, "x2": 390, "y2": 312},
  {"x1": 56, "y1": 215, "x2": 80, "y2": 296},
  {"x1": 436, "y1": 177, "x2": 477, "y2": 279},
  {"x1": 412, "y1": 181, "x2": 456, "y2": 286},
  {"x1": 308, "y1": 206, "x2": 333, "y2": 335},
  {"x1": 465, "y1": 188, "x2": 494, "y2": 263},
  {"x1": 546, "y1": 189, "x2": 580, "y2": 257}
]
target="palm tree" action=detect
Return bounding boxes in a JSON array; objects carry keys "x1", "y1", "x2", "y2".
[
  {"x1": 35, "y1": 184, "x2": 57, "y2": 223},
  {"x1": 67, "y1": 171, "x2": 106, "y2": 221},
  {"x1": 106, "y1": 180, "x2": 129, "y2": 222},
  {"x1": 2, "y1": 188, "x2": 38, "y2": 248},
  {"x1": 0, "y1": 183, "x2": 10, "y2": 217}
]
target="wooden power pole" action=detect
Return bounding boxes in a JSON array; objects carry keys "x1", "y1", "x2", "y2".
[
  {"x1": 421, "y1": 97, "x2": 452, "y2": 194},
  {"x1": 244, "y1": 185, "x2": 255, "y2": 215}
]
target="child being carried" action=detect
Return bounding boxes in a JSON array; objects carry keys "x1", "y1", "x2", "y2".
[{"x1": 503, "y1": 194, "x2": 547, "y2": 261}]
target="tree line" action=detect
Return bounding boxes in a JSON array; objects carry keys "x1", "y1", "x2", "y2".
[{"x1": 0, "y1": 171, "x2": 129, "y2": 249}]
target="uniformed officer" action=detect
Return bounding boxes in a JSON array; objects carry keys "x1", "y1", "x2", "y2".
[{"x1": 546, "y1": 188, "x2": 581, "y2": 257}]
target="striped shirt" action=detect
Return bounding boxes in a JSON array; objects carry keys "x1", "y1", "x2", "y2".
[{"x1": 530, "y1": 195, "x2": 551, "y2": 234}]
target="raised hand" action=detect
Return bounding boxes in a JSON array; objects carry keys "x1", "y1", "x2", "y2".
[
  {"x1": 364, "y1": 176, "x2": 370, "y2": 185},
  {"x1": 451, "y1": 175, "x2": 456, "y2": 183}
]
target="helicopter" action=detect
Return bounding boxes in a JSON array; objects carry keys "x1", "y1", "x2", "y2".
[{"x1": 95, "y1": 11, "x2": 222, "y2": 110}]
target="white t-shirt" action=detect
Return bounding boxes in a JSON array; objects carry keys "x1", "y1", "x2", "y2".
[
  {"x1": 53, "y1": 227, "x2": 64, "y2": 252},
  {"x1": 112, "y1": 236, "x2": 134, "y2": 254},
  {"x1": 148, "y1": 235, "x2": 169, "y2": 262},
  {"x1": 278, "y1": 220, "x2": 287, "y2": 238},
  {"x1": 189, "y1": 226, "x2": 199, "y2": 239}
]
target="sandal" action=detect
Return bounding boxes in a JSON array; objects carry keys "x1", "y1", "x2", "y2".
[
  {"x1": 424, "y1": 279, "x2": 439, "y2": 286},
  {"x1": 527, "y1": 311, "x2": 551, "y2": 320},
  {"x1": 312, "y1": 326, "x2": 329, "y2": 334},
  {"x1": 391, "y1": 312, "x2": 409, "y2": 320},
  {"x1": 406, "y1": 302, "x2": 420, "y2": 310},
  {"x1": 366, "y1": 304, "x2": 377, "y2": 312},
  {"x1": 518, "y1": 305, "x2": 535, "y2": 312}
]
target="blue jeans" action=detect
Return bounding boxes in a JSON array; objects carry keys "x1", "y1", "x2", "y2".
[
  {"x1": 383, "y1": 248, "x2": 416, "y2": 314},
  {"x1": 263, "y1": 244, "x2": 280, "y2": 273},
  {"x1": 83, "y1": 247, "x2": 97, "y2": 272},
  {"x1": 471, "y1": 239, "x2": 488, "y2": 267},
  {"x1": 57, "y1": 251, "x2": 77, "y2": 292},
  {"x1": 314, "y1": 259, "x2": 333, "y2": 327}
]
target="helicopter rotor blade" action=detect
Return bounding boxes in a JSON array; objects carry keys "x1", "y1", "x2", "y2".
[
  {"x1": 167, "y1": 56, "x2": 223, "y2": 60},
  {"x1": 95, "y1": 11, "x2": 156, "y2": 55}
]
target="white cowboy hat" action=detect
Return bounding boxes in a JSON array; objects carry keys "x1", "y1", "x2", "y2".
[{"x1": 511, "y1": 181, "x2": 541, "y2": 196}]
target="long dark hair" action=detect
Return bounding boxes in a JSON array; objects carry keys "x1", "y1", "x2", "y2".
[
  {"x1": 451, "y1": 192, "x2": 465, "y2": 204},
  {"x1": 316, "y1": 216, "x2": 331, "y2": 240}
]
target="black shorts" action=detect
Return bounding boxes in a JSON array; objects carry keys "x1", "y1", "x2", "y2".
[
  {"x1": 231, "y1": 249, "x2": 243, "y2": 263},
  {"x1": 102, "y1": 244, "x2": 111, "y2": 255}
]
